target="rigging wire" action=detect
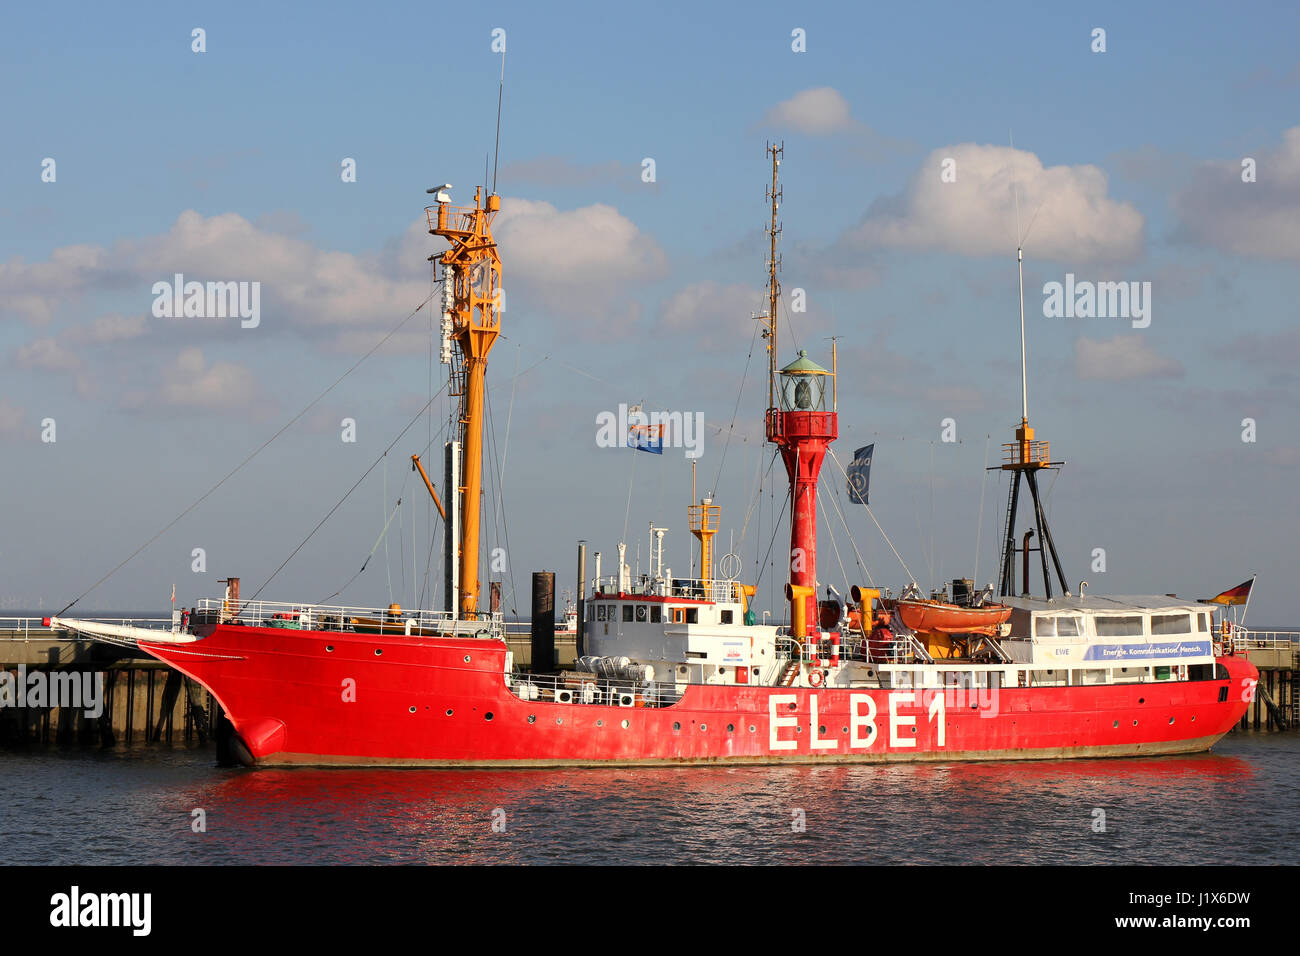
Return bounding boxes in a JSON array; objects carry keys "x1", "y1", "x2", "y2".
[
  {"x1": 816, "y1": 485, "x2": 852, "y2": 594},
  {"x1": 710, "y1": 311, "x2": 764, "y2": 496},
  {"x1": 819, "y1": 466, "x2": 876, "y2": 589},
  {"x1": 826, "y1": 446, "x2": 917, "y2": 585},
  {"x1": 248, "y1": 387, "x2": 444, "y2": 603},
  {"x1": 317, "y1": 497, "x2": 405, "y2": 605},
  {"x1": 974, "y1": 433, "x2": 991, "y2": 585},
  {"x1": 54, "y1": 293, "x2": 436, "y2": 618}
]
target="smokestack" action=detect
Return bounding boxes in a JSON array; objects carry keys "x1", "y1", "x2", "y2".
[
  {"x1": 576, "y1": 542, "x2": 587, "y2": 659},
  {"x1": 530, "y1": 571, "x2": 556, "y2": 673}
]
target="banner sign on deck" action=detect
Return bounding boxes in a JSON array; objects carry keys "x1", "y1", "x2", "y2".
[{"x1": 1083, "y1": 640, "x2": 1213, "y2": 661}]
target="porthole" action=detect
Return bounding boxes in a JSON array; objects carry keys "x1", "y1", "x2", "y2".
[
  {"x1": 673, "y1": 722, "x2": 681, "y2": 731},
  {"x1": 464, "y1": 655, "x2": 471, "y2": 663},
  {"x1": 842, "y1": 726, "x2": 849, "y2": 734},
  {"x1": 1113, "y1": 720, "x2": 1119, "y2": 728},
  {"x1": 326, "y1": 645, "x2": 334, "y2": 652},
  {"x1": 1168, "y1": 717, "x2": 1174, "y2": 724},
  {"x1": 1132, "y1": 720, "x2": 1138, "y2": 726},
  {"x1": 528, "y1": 714, "x2": 536, "y2": 724},
  {"x1": 818, "y1": 725, "x2": 827, "y2": 735},
  {"x1": 596, "y1": 719, "x2": 604, "y2": 727},
  {"x1": 700, "y1": 723, "x2": 707, "y2": 731},
  {"x1": 911, "y1": 726, "x2": 917, "y2": 734},
  {"x1": 621, "y1": 719, "x2": 630, "y2": 729},
  {"x1": 1191, "y1": 715, "x2": 1196, "y2": 722},
  {"x1": 446, "y1": 709, "x2": 453, "y2": 716},
  {"x1": 485, "y1": 712, "x2": 494, "y2": 721},
  {"x1": 1138, "y1": 697, "x2": 1145, "y2": 704},
  {"x1": 556, "y1": 717, "x2": 563, "y2": 725},
  {"x1": 409, "y1": 706, "x2": 417, "y2": 713},
  {"x1": 788, "y1": 702, "x2": 797, "y2": 711},
  {"x1": 727, "y1": 724, "x2": 735, "y2": 733},
  {"x1": 374, "y1": 648, "x2": 383, "y2": 656},
  {"x1": 795, "y1": 726, "x2": 802, "y2": 734}
]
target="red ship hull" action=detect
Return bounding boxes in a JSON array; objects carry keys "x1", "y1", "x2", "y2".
[{"x1": 140, "y1": 625, "x2": 1259, "y2": 767}]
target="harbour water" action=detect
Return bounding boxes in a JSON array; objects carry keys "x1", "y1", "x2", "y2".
[{"x1": 3, "y1": 731, "x2": 1296, "y2": 865}]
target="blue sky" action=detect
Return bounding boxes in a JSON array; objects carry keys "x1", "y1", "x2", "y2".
[{"x1": 2, "y1": 1, "x2": 1297, "y2": 624}]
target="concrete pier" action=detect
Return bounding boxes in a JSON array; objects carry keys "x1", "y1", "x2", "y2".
[{"x1": 1, "y1": 623, "x2": 213, "y2": 748}]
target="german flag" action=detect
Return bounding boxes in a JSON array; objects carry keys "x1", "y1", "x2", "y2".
[{"x1": 1200, "y1": 578, "x2": 1254, "y2": 606}]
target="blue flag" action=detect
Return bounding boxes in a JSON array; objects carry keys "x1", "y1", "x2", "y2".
[
  {"x1": 629, "y1": 422, "x2": 664, "y2": 454},
  {"x1": 847, "y1": 444, "x2": 873, "y2": 504}
]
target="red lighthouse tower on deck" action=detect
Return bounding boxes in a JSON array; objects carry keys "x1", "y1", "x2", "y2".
[{"x1": 760, "y1": 145, "x2": 838, "y2": 637}]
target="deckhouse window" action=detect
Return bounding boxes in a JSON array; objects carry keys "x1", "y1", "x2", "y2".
[
  {"x1": 1038, "y1": 616, "x2": 1082, "y2": 637},
  {"x1": 1096, "y1": 615, "x2": 1143, "y2": 637},
  {"x1": 685, "y1": 608, "x2": 699, "y2": 624},
  {"x1": 635, "y1": 605, "x2": 648, "y2": 622},
  {"x1": 622, "y1": 605, "x2": 634, "y2": 622},
  {"x1": 596, "y1": 605, "x2": 607, "y2": 621},
  {"x1": 1197, "y1": 613, "x2": 1209, "y2": 632},
  {"x1": 721, "y1": 609, "x2": 734, "y2": 624},
  {"x1": 650, "y1": 605, "x2": 662, "y2": 623},
  {"x1": 1151, "y1": 614, "x2": 1191, "y2": 636}
]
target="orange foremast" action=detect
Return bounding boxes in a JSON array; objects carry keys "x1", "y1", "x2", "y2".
[{"x1": 428, "y1": 187, "x2": 502, "y2": 619}]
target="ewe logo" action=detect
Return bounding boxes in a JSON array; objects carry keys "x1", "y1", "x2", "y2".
[
  {"x1": 1042, "y1": 274, "x2": 1151, "y2": 329},
  {"x1": 151, "y1": 273, "x2": 261, "y2": 328}
]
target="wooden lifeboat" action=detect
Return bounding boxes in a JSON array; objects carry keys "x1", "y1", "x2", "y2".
[{"x1": 895, "y1": 600, "x2": 1011, "y2": 636}]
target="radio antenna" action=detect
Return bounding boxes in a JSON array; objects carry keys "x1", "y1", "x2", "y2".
[{"x1": 492, "y1": 51, "x2": 506, "y2": 193}]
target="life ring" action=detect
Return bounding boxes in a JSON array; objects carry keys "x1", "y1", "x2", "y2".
[{"x1": 808, "y1": 670, "x2": 824, "y2": 688}]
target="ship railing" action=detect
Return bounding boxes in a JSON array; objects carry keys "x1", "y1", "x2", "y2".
[
  {"x1": 192, "y1": 599, "x2": 506, "y2": 639},
  {"x1": 1001, "y1": 439, "x2": 1051, "y2": 466},
  {"x1": 1, "y1": 616, "x2": 174, "y2": 641},
  {"x1": 1233, "y1": 630, "x2": 1299, "y2": 649},
  {"x1": 508, "y1": 672, "x2": 681, "y2": 708},
  {"x1": 425, "y1": 203, "x2": 480, "y2": 234},
  {"x1": 588, "y1": 575, "x2": 738, "y2": 604},
  {"x1": 885, "y1": 634, "x2": 935, "y2": 665}
]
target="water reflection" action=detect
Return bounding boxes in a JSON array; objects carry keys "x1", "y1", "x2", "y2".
[{"x1": 1, "y1": 737, "x2": 1287, "y2": 865}]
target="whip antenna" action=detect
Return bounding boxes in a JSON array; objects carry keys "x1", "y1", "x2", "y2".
[{"x1": 492, "y1": 51, "x2": 505, "y2": 193}]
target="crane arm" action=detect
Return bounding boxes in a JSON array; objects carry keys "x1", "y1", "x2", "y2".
[{"x1": 411, "y1": 454, "x2": 447, "y2": 521}]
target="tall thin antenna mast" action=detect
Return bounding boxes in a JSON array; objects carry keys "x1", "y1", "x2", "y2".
[
  {"x1": 492, "y1": 52, "x2": 506, "y2": 194},
  {"x1": 1011, "y1": 133, "x2": 1028, "y2": 423},
  {"x1": 765, "y1": 142, "x2": 783, "y2": 411}
]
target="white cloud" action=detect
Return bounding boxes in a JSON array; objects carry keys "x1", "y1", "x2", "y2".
[
  {"x1": 493, "y1": 197, "x2": 667, "y2": 317},
  {"x1": 64, "y1": 313, "x2": 148, "y2": 346},
  {"x1": 1074, "y1": 335, "x2": 1183, "y2": 381},
  {"x1": 123, "y1": 348, "x2": 262, "y2": 413},
  {"x1": 0, "y1": 211, "x2": 430, "y2": 343},
  {"x1": 2, "y1": 201, "x2": 665, "y2": 348},
  {"x1": 0, "y1": 398, "x2": 24, "y2": 439},
  {"x1": 1172, "y1": 126, "x2": 1300, "y2": 260},
  {"x1": 762, "y1": 87, "x2": 855, "y2": 135},
  {"x1": 847, "y1": 143, "x2": 1145, "y2": 262},
  {"x1": 656, "y1": 281, "x2": 764, "y2": 352}
]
